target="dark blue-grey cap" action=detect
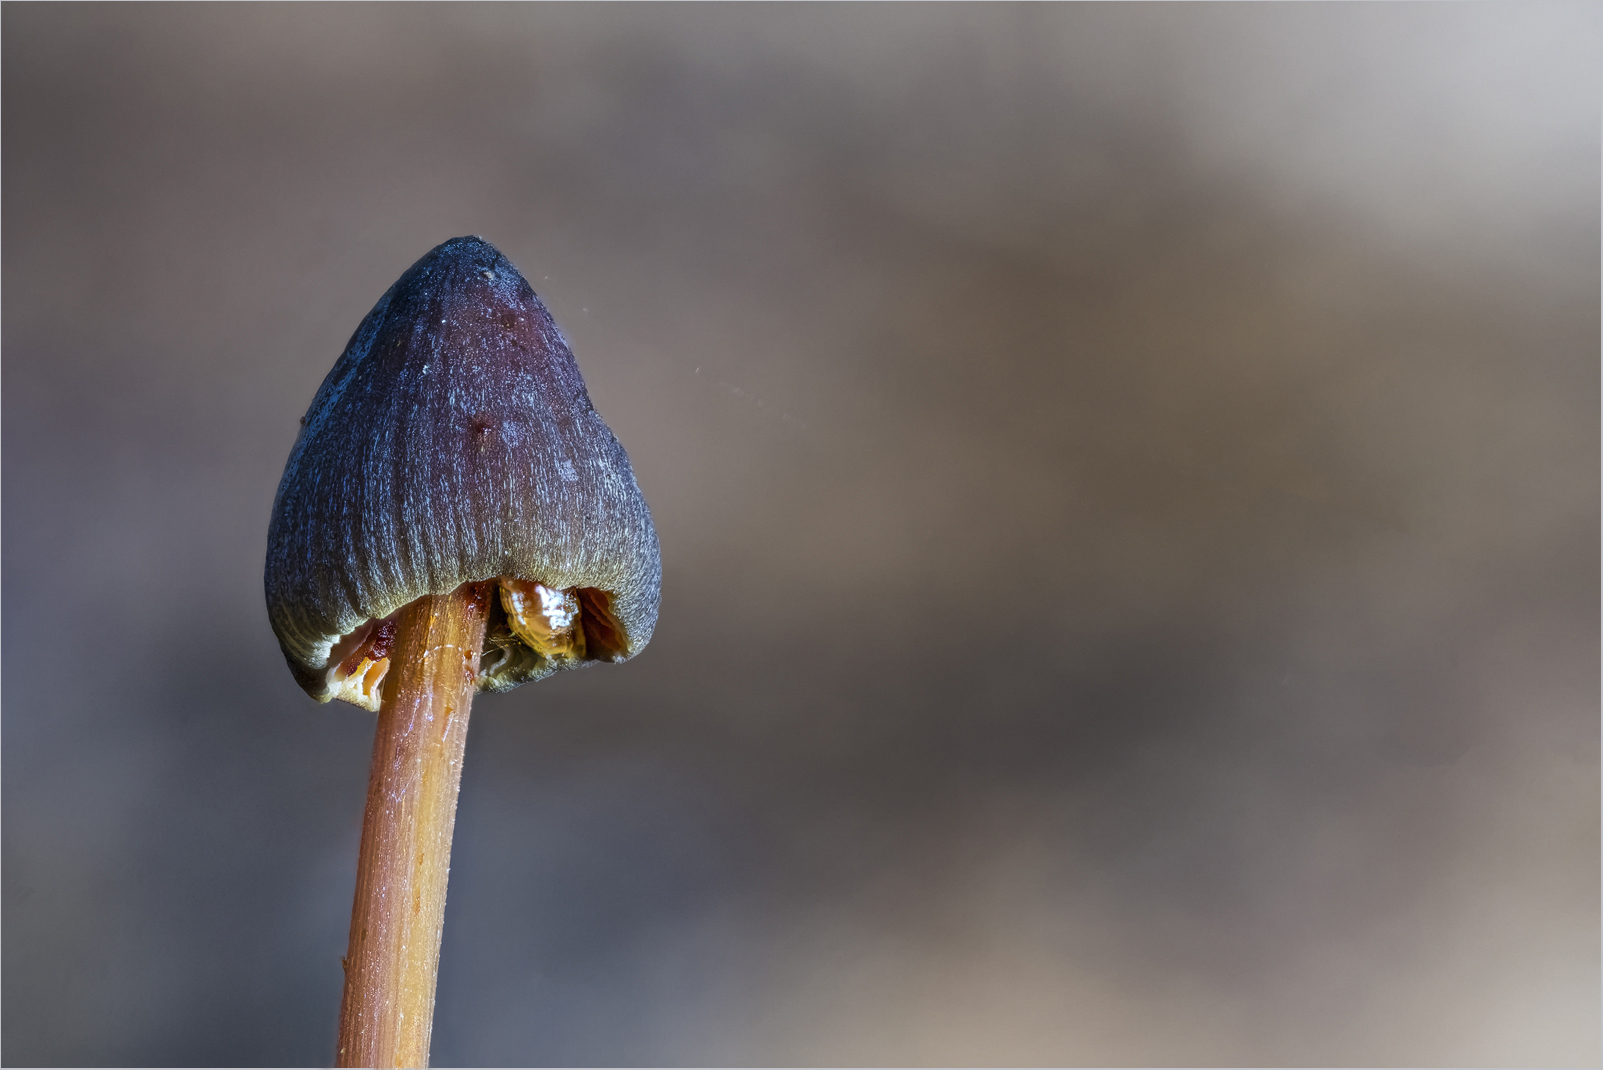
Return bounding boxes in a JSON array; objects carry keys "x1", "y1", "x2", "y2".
[{"x1": 265, "y1": 237, "x2": 661, "y2": 706}]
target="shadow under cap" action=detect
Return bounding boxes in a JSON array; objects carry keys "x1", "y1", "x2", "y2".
[{"x1": 265, "y1": 236, "x2": 662, "y2": 705}]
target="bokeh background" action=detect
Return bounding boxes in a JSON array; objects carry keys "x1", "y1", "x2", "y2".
[{"x1": 4, "y1": 4, "x2": 1598, "y2": 1066}]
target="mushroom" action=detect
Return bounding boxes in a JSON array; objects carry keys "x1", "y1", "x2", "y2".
[{"x1": 265, "y1": 236, "x2": 660, "y2": 1068}]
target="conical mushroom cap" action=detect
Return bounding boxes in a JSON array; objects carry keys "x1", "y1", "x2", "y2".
[{"x1": 265, "y1": 236, "x2": 661, "y2": 704}]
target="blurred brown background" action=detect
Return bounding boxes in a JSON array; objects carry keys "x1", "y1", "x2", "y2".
[{"x1": 3, "y1": 4, "x2": 1598, "y2": 1066}]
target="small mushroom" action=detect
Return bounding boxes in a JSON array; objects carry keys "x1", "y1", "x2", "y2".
[{"x1": 265, "y1": 236, "x2": 659, "y2": 1068}]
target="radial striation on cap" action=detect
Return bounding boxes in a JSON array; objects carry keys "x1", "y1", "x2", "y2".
[{"x1": 265, "y1": 236, "x2": 661, "y2": 707}]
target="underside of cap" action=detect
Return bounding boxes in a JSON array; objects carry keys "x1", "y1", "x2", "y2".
[
  {"x1": 265, "y1": 236, "x2": 661, "y2": 707},
  {"x1": 306, "y1": 577, "x2": 635, "y2": 710}
]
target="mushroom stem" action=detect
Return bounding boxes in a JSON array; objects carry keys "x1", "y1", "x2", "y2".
[{"x1": 336, "y1": 582, "x2": 492, "y2": 1069}]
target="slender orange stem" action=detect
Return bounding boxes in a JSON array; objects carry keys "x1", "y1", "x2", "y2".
[{"x1": 336, "y1": 582, "x2": 492, "y2": 1068}]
